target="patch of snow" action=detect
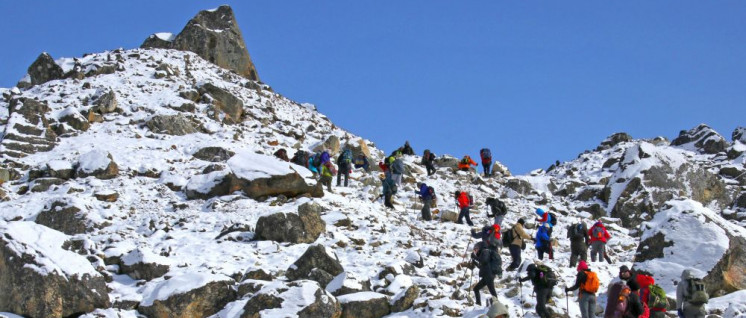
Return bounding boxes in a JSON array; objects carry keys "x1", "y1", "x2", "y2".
[
  {"x1": 154, "y1": 32, "x2": 175, "y2": 42},
  {"x1": 139, "y1": 272, "x2": 231, "y2": 306},
  {"x1": 121, "y1": 247, "x2": 173, "y2": 267},
  {"x1": 337, "y1": 291, "x2": 387, "y2": 303},
  {"x1": 227, "y1": 151, "x2": 311, "y2": 180},
  {"x1": 47, "y1": 159, "x2": 73, "y2": 171},
  {"x1": 78, "y1": 149, "x2": 112, "y2": 173}
]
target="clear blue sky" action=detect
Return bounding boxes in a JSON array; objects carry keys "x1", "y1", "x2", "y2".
[{"x1": 2, "y1": 1, "x2": 745, "y2": 174}]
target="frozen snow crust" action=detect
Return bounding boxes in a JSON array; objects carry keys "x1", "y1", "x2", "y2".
[{"x1": 1, "y1": 47, "x2": 745, "y2": 318}]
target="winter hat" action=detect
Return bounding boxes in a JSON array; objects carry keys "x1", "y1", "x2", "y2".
[
  {"x1": 627, "y1": 279, "x2": 640, "y2": 291},
  {"x1": 619, "y1": 265, "x2": 630, "y2": 274},
  {"x1": 577, "y1": 260, "x2": 588, "y2": 271}
]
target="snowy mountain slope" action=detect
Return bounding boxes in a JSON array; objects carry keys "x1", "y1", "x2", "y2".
[{"x1": 1, "y1": 26, "x2": 746, "y2": 318}]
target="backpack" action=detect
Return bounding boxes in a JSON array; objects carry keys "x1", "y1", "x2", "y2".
[
  {"x1": 292, "y1": 150, "x2": 309, "y2": 167},
  {"x1": 535, "y1": 265, "x2": 557, "y2": 287},
  {"x1": 486, "y1": 197, "x2": 507, "y2": 216},
  {"x1": 488, "y1": 248, "x2": 501, "y2": 276},
  {"x1": 461, "y1": 156, "x2": 472, "y2": 165},
  {"x1": 614, "y1": 286, "x2": 631, "y2": 318},
  {"x1": 422, "y1": 150, "x2": 431, "y2": 164},
  {"x1": 687, "y1": 278, "x2": 708, "y2": 305},
  {"x1": 647, "y1": 284, "x2": 668, "y2": 310},
  {"x1": 580, "y1": 271, "x2": 600, "y2": 294},
  {"x1": 354, "y1": 155, "x2": 366, "y2": 166},
  {"x1": 592, "y1": 225, "x2": 605, "y2": 240},
  {"x1": 483, "y1": 225, "x2": 501, "y2": 248},
  {"x1": 320, "y1": 151, "x2": 331, "y2": 164},
  {"x1": 480, "y1": 148, "x2": 492, "y2": 161},
  {"x1": 570, "y1": 223, "x2": 585, "y2": 239},
  {"x1": 312, "y1": 153, "x2": 323, "y2": 168},
  {"x1": 605, "y1": 282, "x2": 626, "y2": 318},
  {"x1": 502, "y1": 227, "x2": 515, "y2": 246},
  {"x1": 548, "y1": 212, "x2": 558, "y2": 226},
  {"x1": 341, "y1": 149, "x2": 353, "y2": 163},
  {"x1": 427, "y1": 186, "x2": 436, "y2": 199}
]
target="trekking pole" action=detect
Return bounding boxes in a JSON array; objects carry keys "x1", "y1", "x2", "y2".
[
  {"x1": 565, "y1": 284, "x2": 569, "y2": 317},
  {"x1": 518, "y1": 276, "x2": 525, "y2": 317},
  {"x1": 461, "y1": 235, "x2": 474, "y2": 265}
]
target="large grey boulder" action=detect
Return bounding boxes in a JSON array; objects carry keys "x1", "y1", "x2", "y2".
[
  {"x1": 337, "y1": 292, "x2": 391, "y2": 318},
  {"x1": 241, "y1": 280, "x2": 342, "y2": 318},
  {"x1": 35, "y1": 198, "x2": 92, "y2": 235},
  {"x1": 670, "y1": 124, "x2": 728, "y2": 154},
  {"x1": 58, "y1": 109, "x2": 90, "y2": 132},
  {"x1": 141, "y1": 5, "x2": 260, "y2": 81},
  {"x1": 0, "y1": 221, "x2": 110, "y2": 317},
  {"x1": 633, "y1": 200, "x2": 746, "y2": 296},
  {"x1": 254, "y1": 202, "x2": 326, "y2": 244},
  {"x1": 199, "y1": 83, "x2": 244, "y2": 124},
  {"x1": 119, "y1": 248, "x2": 171, "y2": 281},
  {"x1": 138, "y1": 272, "x2": 236, "y2": 318},
  {"x1": 286, "y1": 244, "x2": 344, "y2": 283},
  {"x1": 505, "y1": 178, "x2": 533, "y2": 195},
  {"x1": 193, "y1": 146, "x2": 235, "y2": 162},
  {"x1": 596, "y1": 132, "x2": 632, "y2": 151},
  {"x1": 146, "y1": 114, "x2": 200, "y2": 136},
  {"x1": 733, "y1": 127, "x2": 746, "y2": 143},
  {"x1": 26, "y1": 52, "x2": 64, "y2": 86},
  {"x1": 91, "y1": 89, "x2": 118, "y2": 114}
]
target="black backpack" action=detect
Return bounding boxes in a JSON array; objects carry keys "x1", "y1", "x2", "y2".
[
  {"x1": 570, "y1": 223, "x2": 585, "y2": 239},
  {"x1": 486, "y1": 197, "x2": 507, "y2": 217},
  {"x1": 502, "y1": 227, "x2": 515, "y2": 246},
  {"x1": 535, "y1": 264, "x2": 557, "y2": 287},
  {"x1": 549, "y1": 212, "x2": 558, "y2": 226},
  {"x1": 478, "y1": 245, "x2": 502, "y2": 276}
]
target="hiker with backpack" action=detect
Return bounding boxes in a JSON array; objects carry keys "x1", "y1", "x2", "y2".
[
  {"x1": 422, "y1": 149, "x2": 436, "y2": 176},
  {"x1": 391, "y1": 152, "x2": 405, "y2": 187},
  {"x1": 471, "y1": 224, "x2": 502, "y2": 250},
  {"x1": 337, "y1": 148, "x2": 353, "y2": 187},
  {"x1": 415, "y1": 182, "x2": 435, "y2": 221},
  {"x1": 308, "y1": 153, "x2": 321, "y2": 178},
  {"x1": 565, "y1": 260, "x2": 599, "y2": 318},
  {"x1": 381, "y1": 173, "x2": 397, "y2": 209},
  {"x1": 519, "y1": 262, "x2": 557, "y2": 318},
  {"x1": 567, "y1": 222, "x2": 590, "y2": 268},
  {"x1": 605, "y1": 266, "x2": 636, "y2": 318},
  {"x1": 589, "y1": 221, "x2": 612, "y2": 263},
  {"x1": 353, "y1": 154, "x2": 370, "y2": 172},
  {"x1": 455, "y1": 191, "x2": 474, "y2": 226},
  {"x1": 401, "y1": 141, "x2": 415, "y2": 156},
  {"x1": 291, "y1": 150, "x2": 310, "y2": 168},
  {"x1": 471, "y1": 239, "x2": 502, "y2": 306},
  {"x1": 319, "y1": 161, "x2": 336, "y2": 193},
  {"x1": 637, "y1": 273, "x2": 668, "y2": 318},
  {"x1": 505, "y1": 218, "x2": 533, "y2": 271},
  {"x1": 535, "y1": 223, "x2": 553, "y2": 260},
  {"x1": 458, "y1": 155, "x2": 477, "y2": 172},
  {"x1": 480, "y1": 148, "x2": 493, "y2": 177},
  {"x1": 676, "y1": 269, "x2": 708, "y2": 318},
  {"x1": 485, "y1": 197, "x2": 507, "y2": 226},
  {"x1": 535, "y1": 208, "x2": 556, "y2": 235}
]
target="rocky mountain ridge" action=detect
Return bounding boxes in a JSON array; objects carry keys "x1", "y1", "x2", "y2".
[{"x1": 1, "y1": 5, "x2": 746, "y2": 318}]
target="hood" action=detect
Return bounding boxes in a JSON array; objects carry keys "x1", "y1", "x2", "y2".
[
  {"x1": 536, "y1": 208, "x2": 545, "y2": 216},
  {"x1": 681, "y1": 269, "x2": 694, "y2": 279}
]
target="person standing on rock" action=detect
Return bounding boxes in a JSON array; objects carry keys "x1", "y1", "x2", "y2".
[
  {"x1": 458, "y1": 155, "x2": 478, "y2": 172},
  {"x1": 471, "y1": 239, "x2": 501, "y2": 307},
  {"x1": 415, "y1": 182, "x2": 434, "y2": 221},
  {"x1": 381, "y1": 173, "x2": 397, "y2": 208},
  {"x1": 567, "y1": 221, "x2": 590, "y2": 268},
  {"x1": 565, "y1": 260, "x2": 599, "y2": 318},
  {"x1": 519, "y1": 262, "x2": 557, "y2": 318},
  {"x1": 422, "y1": 149, "x2": 436, "y2": 176},
  {"x1": 391, "y1": 151, "x2": 405, "y2": 187},
  {"x1": 455, "y1": 191, "x2": 474, "y2": 226},
  {"x1": 336, "y1": 148, "x2": 353, "y2": 187},
  {"x1": 401, "y1": 141, "x2": 415, "y2": 156},
  {"x1": 676, "y1": 269, "x2": 708, "y2": 318},
  {"x1": 506, "y1": 218, "x2": 533, "y2": 271},
  {"x1": 480, "y1": 148, "x2": 493, "y2": 177},
  {"x1": 588, "y1": 221, "x2": 611, "y2": 263},
  {"x1": 535, "y1": 223, "x2": 552, "y2": 260}
]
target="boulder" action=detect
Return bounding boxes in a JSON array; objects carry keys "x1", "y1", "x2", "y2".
[
  {"x1": 29, "y1": 177, "x2": 65, "y2": 192},
  {"x1": 141, "y1": 5, "x2": 260, "y2": 81},
  {"x1": 384, "y1": 275, "x2": 419, "y2": 312},
  {"x1": 47, "y1": 160, "x2": 75, "y2": 179},
  {"x1": 440, "y1": 210, "x2": 458, "y2": 223},
  {"x1": 139, "y1": 272, "x2": 236, "y2": 318},
  {"x1": 26, "y1": 52, "x2": 64, "y2": 86},
  {"x1": 146, "y1": 114, "x2": 199, "y2": 136},
  {"x1": 93, "y1": 190, "x2": 119, "y2": 202},
  {"x1": 1, "y1": 97, "x2": 57, "y2": 157},
  {"x1": 492, "y1": 160, "x2": 511, "y2": 177},
  {"x1": 241, "y1": 280, "x2": 341, "y2": 318},
  {"x1": 199, "y1": 83, "x2": 244, "y2": 124},
  {"x1": 633, "y1": 200, "x2": 746, "y2": 297},
  {"x1": 505, "y1": 178, "x2": 533, "y2": 195},
  {"x1": 735, "y1": 192, "x2": 746, "y2": 210},
  {"x1": 35, "y1": 198, "x2": 91, "y2": 235},
  {"x1": 337, "y1": 292, "x2": 391, "y2": 318},
  {"x1": 76, "y1": 150, "x2": 119, "y2": 180},
  {"x1": 671, "y1": 124, "x2": 728, "y2": 154},
  {"x1": 119, "y1": 248, "x2": 171, "y2": 281},
  {"x1": 313, "y1": 135, "x2": 341, "y2": 155},
  {"x1": 254, "y1": 202, "x2": 326, "y2": 244},
  {"x1": 92, "y1": 89, "x2": 118, "y2": 114},
  {"x1": 596, "y1": 132, "x2": 632, "y2": 151},
  {"x1": 434, "y1": 155, "x2": 459, "y2": 170},
  {"x1": 58, "y1": 108, "x2": 90, "y2": 131},
  {"x1": 0, "y1": 168, "x2": 10, "y2": 184},
  {"x1": 192, "y1": 146, "x2": 235, "y2": 162},
  {"x1": 733, "y1": 127, "x2": 746, "y2": 143},
  {"x1": 0, "y1": 221, "x2": 110, "y2": 317},
  {"x1": 344, "y1": 138, "x2": 371, "y2": 158},
  {"x1": 286, "y1": 244, "x2": 344, "y2": 282},
  {"x1": 326, "y1": 272, "x2": 372, "y2": 296},
  {"x1": 378, "y1": 261, "x2": 416, "y2": 280}
]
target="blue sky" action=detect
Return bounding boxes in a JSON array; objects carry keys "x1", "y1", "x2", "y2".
[{"x1": 1, "y1": 1, "x2": 745, "y2": 174}]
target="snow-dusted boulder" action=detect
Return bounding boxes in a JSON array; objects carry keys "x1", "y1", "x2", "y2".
[
  {"x1": 200, "y1": 83, "x2": 244, "y2": 124},
  {"x1": 146, "y1": 114, "x2": 200, "y2": 136},
  {"x1": 344, "y1": 138, "x2": 372, "y2": 159},
  {"x1": 337, "y1": 292, "x2": 391, "y2": 318},
  {"x1": 119, "y1": 248, "x2": 171, "y2": 281},
  {"x1": 0, "y1": 221, "x2": 109, "y2": 317},
  {"x1": 138, "y1": 272, "x2": 236, "y2": 318},
  {"x1": 35, "y1": 197, "x2": 93, "y2": 235},
  {"x1": 58, "y1": 108, "x2": 90, "y2": 131},
  {"x1": 1, "y1": 97, "x2": 57, "y2": 157},
  {"x1": 92, "y1": 89, "x2": 118, "y2": 114},
  {"x1": 505, "y1": 178, "x2": 533, "y2": 195},
  {"x1": 634, "y1": 200, "x2": 746, "y2": 296},
  {"x1": 46, "y1": 160, "x2": 75, "y2": 179},
  {"x1": 734, "y1": 127, "x2": 746, "y2": 143},
  {"x1": 26, "y1": 52, "x2": 64, "y2": 87},
  {"x1": 192, "y1": 146, "x2": 235, "y2": 162},
  {"x1": 604, "y1": 142, "x2": 730, "y2": 228},
  {"x1": 326, "y1": 272, "x2": 372, "y2": 296},
  {"x1": 254, "y1": 201, "x2": 326, "y2": 244},
  {"x1": 76, "y1": 149, "x2": 119, "y2": 179},
  {"x1": 241, "y1": 280, "x2": 341, "y2": 318},
  {"x1": 671, "y1": 124, "x2": 728, "y2": 154},
  {"x1": 384, "y1": 275, "x2": 419, "y2": 312},
  {"x1": 286, "y1": 244, "x2": 344, "y2": 284},
  {"x1": 596, "y1": 132, "x2": 633, "y2": 151}
]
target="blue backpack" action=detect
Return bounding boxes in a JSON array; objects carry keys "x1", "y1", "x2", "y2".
[
  {"x1": 342, "y1": 149, "x2": 353, "y2": 163},
  {"x1": 320, "y1": 151, "x2": 330, "y2": 164},
  {"x1": 480, "y1": 148, "x2": 492, "y2": 161}
]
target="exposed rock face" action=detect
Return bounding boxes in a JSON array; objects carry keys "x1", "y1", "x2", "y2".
[
  {"x1": 76, "y1": 150, "x2": 119, "y2": 180},
  {"x1": 241, "y1": 280, "x2": 341, "y2": 318},
  {"x1": 141, "y1": 5, "x2": 260, "y2": 81},
  {"x1": 35, "y1": 198, "x2": 91, "y2": 235},
  {"x1": 26, "y1": 52, "x2": 64, "y2": 86},
  {"x1": 671, "y1": 124, "x2": 728, "y2": 154},
  {"x1": 139, "y1": 273, "x2": 236, "y2": 318},
  {"x1": 286, "y1": 244, "x2": 344, "y2": 283},
  {"x1": 254, "y1": 202, "x2": 326, "y2": 244},
  {"x1": 596, "y1": 132, "x2": 632, "y2": 151},
  {"x1": 390, "y1": 284, "x2": 419, "y2": 312},
  {"x1": 633, "y1": 200, "x2": 746, "y2": 296},
  {"x1": 0, "y1": 97, "x2": 57, "y2": 158},
  {"x1": 193, "y1": 146, "x2": 235, "y2": 162},
  {"x1": 92, "y1": 89, "x2": 118, "y2": 114},
  {"x1": 0, "y1": 222, "x2": 110, "y2": 317},
  {"x1": 146, "y1": 114, "x2": 199, "y2": 135},
  {"x1": 199, "y1": 83, "x2": 244, "y2": 124},
  {"x1": 345, "y1": 138, "x2": 371, "y2": 159},
  {"x1": 338, "y1": 292, "x2": 391, "y2": 318},
  {"x1": 59, "y1": 109, "x2": 90, "y2": 132}
]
